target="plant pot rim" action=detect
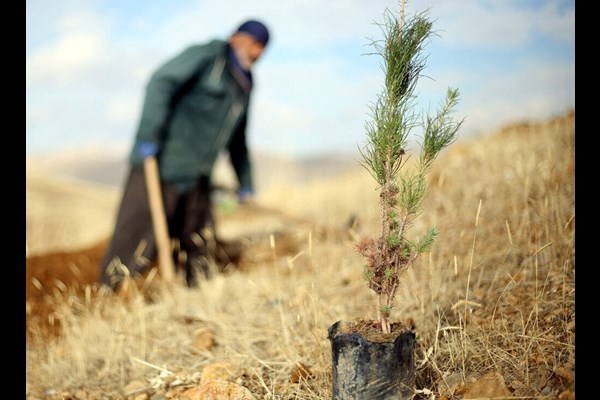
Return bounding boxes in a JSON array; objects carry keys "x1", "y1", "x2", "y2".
[{"x1": 328, "y1": 319, "x2": 415, "y2": 344}]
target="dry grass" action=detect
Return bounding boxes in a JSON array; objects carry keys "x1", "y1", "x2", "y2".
[{"x1": 25, "y1": 110, "x2": 575, "y2": 399}]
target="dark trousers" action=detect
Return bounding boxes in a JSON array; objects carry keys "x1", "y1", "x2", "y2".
[{"x1": 99, "y1": 166, "x2": 213, "y2": 289}]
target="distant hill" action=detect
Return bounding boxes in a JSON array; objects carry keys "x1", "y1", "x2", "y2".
[
  {"x1": 26, "y1": 147, "x2": 130, "y2": 188},
  {"x1": 25, "y1": 148, "x2": 362, "y2": 191},
  {"x1": 25, "y1": 148, "x2": 361, "y2": 256},
  {"x1": 26, "y1": 162, "x2": 121, "y2": 256}
]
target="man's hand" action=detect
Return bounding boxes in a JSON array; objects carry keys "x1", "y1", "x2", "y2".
[
  {"x1": 138, "y1": 142, "x2": 159, "y2": 159},
  {"x1": 238, "y1": 187, "x2": 254, "y2": 204}
]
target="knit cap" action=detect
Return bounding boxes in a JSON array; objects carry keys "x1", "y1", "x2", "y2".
[{"x1": 236, "y1": 19, "x2": 270, "y2": 46}]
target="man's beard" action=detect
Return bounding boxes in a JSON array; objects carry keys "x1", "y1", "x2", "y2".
[{"x1": 232, "y1": 47, "x2": 254, "y2": 71}]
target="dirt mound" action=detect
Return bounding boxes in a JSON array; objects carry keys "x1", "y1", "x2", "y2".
[
  {"x1": 26, "y1": 239, "x2": 107, "y2": 339},
  {"x1": 26, "y1": 233, "x2": 235, "y2": 339},
  {"x1": 25, "y1": 197, "x2": 329, "y2": 341}
]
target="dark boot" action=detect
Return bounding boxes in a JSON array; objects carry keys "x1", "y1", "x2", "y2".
[
  {"x1": 185, "y1": 256, "x2": 210, "y2": 288},
  {"x1": 214, "y1": 238, "x2": 243, "y2": 269}
]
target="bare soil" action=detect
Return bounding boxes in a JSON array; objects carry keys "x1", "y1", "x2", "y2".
[
  {"x1": 25, "y1": 198, "x2": 321, "y2": 344},
  {"x1": 26, "y1": 239, "x2": 108, "y2": 339}
]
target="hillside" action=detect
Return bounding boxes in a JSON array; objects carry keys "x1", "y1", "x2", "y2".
[
  {"x1": 25, "y1": 163, "x2": 121, "y2": 256},
  {"x1": 25, "y1": 149, "x2": 359, "y2": 256},
  {"x1": 26, "y1": 110, "x2": 575, "y2": 400}
]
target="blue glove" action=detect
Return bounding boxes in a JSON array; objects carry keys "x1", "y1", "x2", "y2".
[
  {"x1": 138, "y1": 141, "x2": 159, "y2": 159},
  {"x1": 238, "y1": 187, "x2": 254, "y2": 203}
]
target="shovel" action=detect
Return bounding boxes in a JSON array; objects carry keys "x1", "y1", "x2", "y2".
[{"x1": 144, "y1": 156, "x2": 175, "y2": 283}]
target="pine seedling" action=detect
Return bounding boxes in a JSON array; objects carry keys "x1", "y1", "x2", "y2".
[{"x1": 357, "y1": 1, "x2": 464, "y2": 334}]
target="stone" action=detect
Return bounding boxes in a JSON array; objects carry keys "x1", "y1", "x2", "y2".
[
  {"x1": 463, "y1": 371, "x2": 511, "y2": 399},
  {"x1": 179, "y1": 380, "x2": 256, "y2": 400},
  {"x1": 200, "y1": 361, "x2": 244, "y2": 384}
]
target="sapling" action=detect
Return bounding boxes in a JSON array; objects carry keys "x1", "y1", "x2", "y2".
[{"x1": 357, "y1": 1, "x2": 464, "y2": 334}]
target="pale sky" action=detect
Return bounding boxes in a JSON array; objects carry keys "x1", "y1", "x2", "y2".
[{"x1": 26, "y1": 0, "x2": 575, "y2": 160}]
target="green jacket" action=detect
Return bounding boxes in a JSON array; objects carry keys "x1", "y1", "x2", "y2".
[{"x1": 129, "y1": 39, "x2": 254, "y2": 193}]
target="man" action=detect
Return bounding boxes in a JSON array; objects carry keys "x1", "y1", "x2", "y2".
[{"x1": 99, "y1": 19, "x2": 270, "y2": 290}]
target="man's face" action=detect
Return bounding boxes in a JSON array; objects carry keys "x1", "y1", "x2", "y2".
[{"x1": 230, "y1": 33, "x2": 266, "y2": 70}]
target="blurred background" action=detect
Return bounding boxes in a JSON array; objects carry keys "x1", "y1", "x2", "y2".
[{"x1": 26, "y1": 0, "x2": 575, "y2": 183}]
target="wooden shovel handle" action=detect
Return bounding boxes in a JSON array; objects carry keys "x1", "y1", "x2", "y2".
[{"x1": 143, "y1": 156, "x2": 175, "y2": 283}]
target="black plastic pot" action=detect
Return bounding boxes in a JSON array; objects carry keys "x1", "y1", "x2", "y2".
[{"x1": 328, "y1": 320, "x2": 416, "y2": 399}]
